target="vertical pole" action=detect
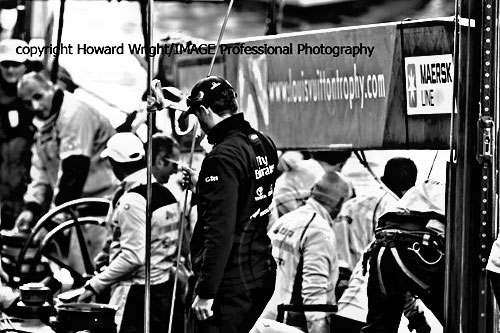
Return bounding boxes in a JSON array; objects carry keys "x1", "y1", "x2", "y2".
[
  {"x1": 144, "y1": 0, "x2": 155, "y2": 331},
  {"x1": 493, "y1": 0, "x2": 500, "y2": 331},
  {"x1": 476, "y1": 0, "x2": 497, "y2": 331},
  {"x1": 51, "y1": 0, "x2": 66, "y2": 84},
  {"x1": 167, "y1": 123, "x2": 197, "y2": 333},
  {"x1": 265, "y1": 0, "x2": 278, "y2": 35},
  {"x1": 444, "y1": 0, "x2": 495, "y2": 331},
  {"x1": 12, "y1": 0, "x2": 27, "y2": 41}
]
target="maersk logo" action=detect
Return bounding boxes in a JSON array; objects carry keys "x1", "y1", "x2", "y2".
[{"x1": 406, "y1": 64, "x2": 417, "y2": 108}]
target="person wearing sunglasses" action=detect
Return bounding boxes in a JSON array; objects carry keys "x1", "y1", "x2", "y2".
[
  {"x1": 0, "y1": 39, "x2": 35, "y2": 230},
  {"x1": 150, "y1": 133, "x2": 181, "y2": 184},
  {"x1": 78, "y1": 132, "x2": 186, "y2": 333}
]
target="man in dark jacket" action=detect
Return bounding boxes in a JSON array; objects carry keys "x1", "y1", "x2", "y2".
[
  {"x1": 0, "y1": 39, "x2": 34, "y2": 229},
  {"x1": 361, "y1": 180, "x2": 446, "y2": 333},
  {"x1": 185, "y1": 76, "x2": 278, "y2": 333}
]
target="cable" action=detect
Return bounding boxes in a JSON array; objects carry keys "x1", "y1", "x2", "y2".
[
  {"x1": 167, "y1": 1, "x2": 236, "y2": 332},
  {"x1": 353, "y1": 150, "x2": 399, "y2": 200}
]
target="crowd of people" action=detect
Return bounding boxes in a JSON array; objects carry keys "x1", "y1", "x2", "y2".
[{"x1": 0, "y1": 36, "x2": 455, "y2": 333}]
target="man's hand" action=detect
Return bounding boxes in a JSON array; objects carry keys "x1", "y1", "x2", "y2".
[
  {"x1": 191, "y1": 295, "x2": 214, "y2": 321},
  {"x1": 182, "y1": 167, "x2": 198, "y2": 192},
  {"x1": 52, "y1": 212, "x2": 71, "y2": 224},
  {"x1": 14, "y1": 210, "x2": 34, "y2": 232},
  {"x1": 93, "y1": 251, "x2": 109, "y2": 273},
  {"x1": 77, "y1": 289, "x2": 95, "y2": 303},
  {"x1": 307, "y1": 317, "x2": 330, "y2": 333}
]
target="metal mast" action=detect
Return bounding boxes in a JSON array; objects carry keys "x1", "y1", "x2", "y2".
[
  {"x1": 445, "y1": 0, "x2": 497, "y2": 331},
  {"x1": 144, "y1": 0, "x2": 155, "y2": 330}
]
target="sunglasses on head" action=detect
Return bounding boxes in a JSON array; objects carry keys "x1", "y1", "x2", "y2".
[
  {"x1": 0, "y1": 61, "x2": 23, "y2": 68},
  {"x1": 162, "y1": 157, "x2": 193, "y2": 172}
]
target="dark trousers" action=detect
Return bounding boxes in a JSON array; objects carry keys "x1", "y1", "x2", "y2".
[
  {"x1": 189, "y1": 271, "x2": 275, "y2": 333},
  {"x1": 120, "y1": 279, "x2": 186, "y2": 333},
  {"x1": 361, "y1": 243, "x2": 444, "y2": 333},
  {"x1": 331, "y1": 314, "x2": 364, "y2": 333},
  {"x1": 490, "y1": 271, "x2": 500, "y2": 307}
]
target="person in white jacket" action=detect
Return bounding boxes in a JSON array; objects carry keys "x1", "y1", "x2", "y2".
[
  {"x1": 15, "y1": 72, "x2": 117, "y2": 230},
  {"x1": 78, "y1": 132, "x2": 185, "y2": 333},
  {"x1": 260, "y1": 171, "x2": 352, "y2": 333}
]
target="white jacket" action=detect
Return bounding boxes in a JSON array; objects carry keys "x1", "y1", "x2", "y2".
[
  {"x1": 25, "y1": 92, "x2": 117, "y2": 207},
  {"x1": 261, "y1": 198, "x2": 338, "y2": 329},
  {"x1": 89, "y1": 168, "x2": 181, "y2": 293}
]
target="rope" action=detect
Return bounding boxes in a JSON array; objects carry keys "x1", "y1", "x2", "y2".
[
  {"x1": 51, "y1": 0, "x2": 66, "y2": 84},
  {"x1": 167, "y1": 1, "x2": 235, "y2": 331},
  {"x1": 207, "y1": 0, "x2": 234, "y2": 77},
  {"x1": 353, "y1": 150, "x2": 399, "y2": 200},
  {"x1": 427, "y1": 150, "x2": 439, "y2": 180}
]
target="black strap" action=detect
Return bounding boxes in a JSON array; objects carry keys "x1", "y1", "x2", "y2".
[
  {"x1": 371, "y1": 192, "x2": 388, "y2": 232},
  {"x1": 243, "y1": 127, "x2": 278, "y2": 217},
  {"x1": 285, "y1": 213, "x2": 316, "y2": 328},
  {"x1": 241, "y1": 128, "x2": 278, "y2": 282},
  {"x1": 245, "y1": 128, "x2": 278, "y2": 172},
  {"x1": 289, "y1": 213, "x2": 317, "y2": 305}
]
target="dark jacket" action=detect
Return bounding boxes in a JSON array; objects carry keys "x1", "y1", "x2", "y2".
[
  {"x1": 191, "y1": 113, "x2": 278, "y2": 299},
  {"x1": 0, "y1": 74, "x2": 34, "y2": 229}
]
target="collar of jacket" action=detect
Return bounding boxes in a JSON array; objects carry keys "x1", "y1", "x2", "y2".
[
  {"x1": 34, "y1": 89, "x2": 64, "y2": 130},
  {"x1": 121, "y1": 168, "x2": 158, "y2": 193},
  {"x1": 207, "y1": 112, "x2": 251, "y2": 145},
  {"x1": 305, "y1": 197, "x2": 335, "y2": 228}
]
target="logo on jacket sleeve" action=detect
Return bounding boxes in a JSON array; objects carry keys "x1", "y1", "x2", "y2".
[
  {"x1": 254, "y1": 155, "x2": 275, "y2": 180},
  {"x1": 255, "y1": 186, "x2": 267, "y2": 201},
  {"x1": 204, "y1": 175, "x2": 219, "y2": 182}
]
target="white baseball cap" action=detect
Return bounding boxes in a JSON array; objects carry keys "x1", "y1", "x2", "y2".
[
  {"x1": 0, "y1": 39, "x2": 29, "y2": 63},
  {"x1": 101, "y1": 132, "x2": 145, "y2": 163}
]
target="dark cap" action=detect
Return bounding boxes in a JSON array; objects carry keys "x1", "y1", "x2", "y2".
[
  {"x1": 311, "y1": 171, "x2": 352, "y2": 211},
  {"x1": 180, "y1": 76, "x2": 237, "y2": 121}
]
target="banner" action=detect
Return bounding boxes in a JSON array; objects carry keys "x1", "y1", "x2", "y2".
[
  {"x1": 238, "y1": 24, "x2": 398, "y2": 149},
  {"x1": 170, "y1": 19, "x2": 454, "y2": 150}
]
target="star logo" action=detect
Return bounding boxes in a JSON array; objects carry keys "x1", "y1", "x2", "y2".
[{"x1": 406, "y1": 64, "x2": 417, "y2": 108}]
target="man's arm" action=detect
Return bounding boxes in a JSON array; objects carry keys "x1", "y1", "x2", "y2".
[
  {"x1": 55, "y1": 101, "x2": 102, "y2": 205},
  {"x1": 54, "y1": 155, "x2": 90, "y2": 205},
  {"x1": 301, "y1": 224, "x2": 337, "y2": 333},
  {"x1": 87, "y1": 193, "x2": 145, "y2": 294},
  {"x1": 194, "y1": 154, "x2": 240, "y2": 299},
  {"x1": 274, "y1": 182, "x2": 303, "y2": 217},
  {"x1": 23, "y1": 144, "x2": 51, "y2": 208},
  {"x1": 16, "y1": 145, "x2": 52, "y2": 230}
]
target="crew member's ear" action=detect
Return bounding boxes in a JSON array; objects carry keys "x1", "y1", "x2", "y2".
[
  {"x1": 154, "y1": 154, "x2": 164, "y2": 168},
  {"x1": 198, "y1": 105, "x2": 210, "y2": 118}
]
